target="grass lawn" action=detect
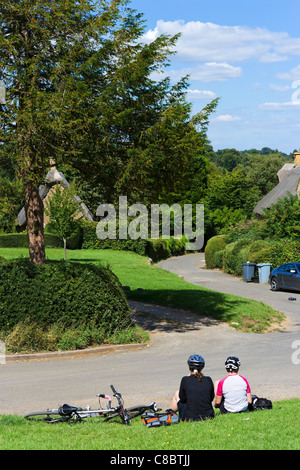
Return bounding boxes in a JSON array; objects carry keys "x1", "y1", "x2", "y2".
[
  {"x1": 0, "y1": 247, "x2": 285, "y2": 333},
  {"x1": 0, "y1": 399, "x2": 299, "y2": 450}
]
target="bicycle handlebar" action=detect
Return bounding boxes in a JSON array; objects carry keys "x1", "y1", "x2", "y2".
[{"x1": 97, "y1": 394, "x2": 111, "y2": 400}]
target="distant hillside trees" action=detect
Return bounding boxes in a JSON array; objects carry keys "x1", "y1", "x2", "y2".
[{"x1": 203, "y1": 147, "x2": 294, "y2": 237}]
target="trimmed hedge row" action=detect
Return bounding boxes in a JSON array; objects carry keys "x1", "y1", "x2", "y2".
[
  {"x1": 0, "y1": 258, "x2": 132, "y2": 333},
  {"x1": 205, "y1": 235, "x2": 300, "y2": 276},
  {"x1": 0, "y1": 232, "x2": 63, "y2": 248},
  {"x1": 81, "y1": 221, "x2": 187, "y2": 262},
  {"x1": 0, "y1": 221, "x2": 188, "y2": 262}
]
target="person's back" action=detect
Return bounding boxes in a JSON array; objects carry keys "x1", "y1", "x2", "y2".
[
  {"x1": 215, "y1": 356, "x2": 252, "y2": 414},
  {"x1": 170, "y1": 354, "x2": 215, "y2": 421},
  {"x1": 179, "y1": 374, "x2": 215, "y2": 420},
  {"x1": 216, "y1": 374, "x2": 250, "y2": 413}
]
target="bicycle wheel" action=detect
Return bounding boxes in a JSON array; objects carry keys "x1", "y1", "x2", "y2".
[
  {"x1": 102, "y1": 408, "x2": 131, "y2": 425},
  {"x1": 24, "y1": 411, "x2": 67, "y2": 423}
]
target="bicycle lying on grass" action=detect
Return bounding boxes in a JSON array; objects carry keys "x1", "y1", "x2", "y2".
[{"x1": 24, "y1": 385, "x2": 160, "y2": 426}]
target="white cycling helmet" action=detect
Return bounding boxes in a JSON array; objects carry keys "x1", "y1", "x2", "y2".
[{"x1": 225, "y1": 356, "x2": 241, "y2": 371}]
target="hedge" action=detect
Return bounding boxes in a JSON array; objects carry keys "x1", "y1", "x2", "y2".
[
  {"x1": 248, "y1": 239, "x2": 300, "y2": 268},
  {"x1": 0, "y1": 232, "x2": 63, "y2": 248},
  {"x1": 81, "y1": 221, "x2": 187, "y2": 262},
  {"x1": 0, "y1": 258, "x2": 132, "y2": 333},
  {"x1": 205, "y1": 234, "x2": 300, "y2": 276},
  {"x1": 0, "y1": 222, "x2": 188, "y2": 262},
  {"x1": 204, "y1": 235, "x2": 228, "y2": 269}
]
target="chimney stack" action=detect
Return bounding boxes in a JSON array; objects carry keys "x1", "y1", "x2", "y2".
[{"x1": 294, "y1": 151, "x2": 300, "y2": 166}]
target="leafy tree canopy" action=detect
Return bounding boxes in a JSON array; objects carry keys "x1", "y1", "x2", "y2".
[{"x1": 0, "y1": 0, "x2": 217, "y2": 261}]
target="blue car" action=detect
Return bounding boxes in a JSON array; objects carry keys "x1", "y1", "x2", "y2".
[{"x1": 269, "y1": 263, "x2": 300, "y2": 292}]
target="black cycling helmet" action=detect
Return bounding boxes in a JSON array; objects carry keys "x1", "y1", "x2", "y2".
[
  {"x1": 225, "y1": 356, "x2": 241, "y2": 371},
  {"x1": 187, "y1": 354, "x2": 205, "y2": 370}
]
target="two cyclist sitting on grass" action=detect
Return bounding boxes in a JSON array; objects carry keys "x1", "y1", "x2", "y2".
[{"x1": 170, "y1": 354, "x2": 252, "y2": 421}]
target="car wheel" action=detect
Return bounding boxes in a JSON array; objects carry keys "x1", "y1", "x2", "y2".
[{"x1": 270, "y1": 277, "x2": 280, "y2": 291}]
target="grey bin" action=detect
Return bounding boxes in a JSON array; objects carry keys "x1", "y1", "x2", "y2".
[
  {"x1": 242, "y1": 262, "x2": 256, "y2": 282},
  {"x1": 257, "y1": 263, "x2": 272, "y2": 284}
]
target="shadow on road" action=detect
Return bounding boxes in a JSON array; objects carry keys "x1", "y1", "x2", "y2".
[{"x1": 128, "y1": 285, "x2": 283, "y2": 334}]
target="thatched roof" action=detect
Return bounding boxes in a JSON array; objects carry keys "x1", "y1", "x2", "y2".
[
  {"x1": 17, "y1": 168, "x2": 93, "y2": 227},
  {"x1": 254, "y1": 165, "x2": 300, "y2": 214}
]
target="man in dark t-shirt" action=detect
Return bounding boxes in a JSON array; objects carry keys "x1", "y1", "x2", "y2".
[{"x1": 170, "y1": 354, "x2": 215, "y2": 421}]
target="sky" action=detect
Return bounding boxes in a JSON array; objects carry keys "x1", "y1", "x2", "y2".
[{"x1": 129, "y1": 0, "x2": 300, "y2": 154}]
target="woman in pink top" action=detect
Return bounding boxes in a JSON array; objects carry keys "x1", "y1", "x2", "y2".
[{"x1": 214, "y1": 356, "x2": 252, "y2": 414}]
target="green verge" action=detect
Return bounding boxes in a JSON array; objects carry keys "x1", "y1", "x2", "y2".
[
  {"x1": 0, "y1": 399, "x2": 299, "y2": 450},
  {"x1": 0, "y1": 248, "x2": 285, "y2": 334}
]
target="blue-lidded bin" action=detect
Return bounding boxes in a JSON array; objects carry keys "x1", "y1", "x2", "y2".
[
  {"x1": 257, "y1": 263, "x2": 272, "y2": 283},
  {"x1": 242, "y1": 262, "x2": 256, "y2": 282}
]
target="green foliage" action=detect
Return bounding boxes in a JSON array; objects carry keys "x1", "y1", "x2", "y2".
[
  {"x1": 203, "y1": 148, "x2": 294, "y2": 241},
  {"x1": 261, "y1": 194, "x2": 300, "y2": 239},
  {"x1": 0, "y1": 175, "x2": 23, "y2": 233},
  {"x1": 81, "y1": 220, "x2": 187, "y2": 261},
  {"x1": 45, "y1": 183, "x2": 83, "y2": 240},
  {"x1": 205, "y1": 169, "x2": 260, "y2": 217},
  {"x1": 207, "y1": 207, "x2": 247, "y2": 236},
  {"x1": 240, "y1": 153, "x2": 289, "y2": 196},
  {"x1": 206, "y1": 233, "x2": 300, "y2": 275},
  {"x1": 204, "y1": 235, "x2": 228, "y2": 269},
  {"x1": 222, "y1": 240, "x2": 252, "y2": 276},
  {"x1": 0, "y1": 259, "x2": 132, "y2": 335},
  {"x1": 205, "y1": 191, "x2": 300, "y2": 275},
  {"x1": 117, "y1": 98, "x2": 218, "y2": 205},
  {"x1": 211, "y1": 148, "x2": 242, "y2": 172},
  {"x1": 249, "y1": 239, "x2": 300, "y2": 268},
  {"x1": 44, "y1": 182, "x2": 84, "y2": 259},
  {"x1": 0, "y1": 232, "x2": 62, "y2": 248},
  {"x1": 0, "y1": 222, "x2": 187, "y2": 262},
  {"x1": 1, "y1": 0, "x2": 217, "y2": 260},
  {"x1": 4, "y1": 318, "x2": 147, "y2": 354}
]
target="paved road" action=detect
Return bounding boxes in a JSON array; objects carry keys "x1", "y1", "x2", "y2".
[
  {"x1": 1, "y1": 254, "x2": 299, "y2": 416},
  {"x1": 158, "y1": 253, "x2": 300, "y2": 327}
]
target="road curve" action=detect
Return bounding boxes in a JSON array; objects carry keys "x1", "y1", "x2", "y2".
[{"x1": 0, "y1": 253, "x2": 299, "y2": 415}]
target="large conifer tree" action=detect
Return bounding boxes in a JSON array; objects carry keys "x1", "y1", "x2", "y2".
[{"x1": 0, "y1": 0, "x2": 217, "y2": 263}]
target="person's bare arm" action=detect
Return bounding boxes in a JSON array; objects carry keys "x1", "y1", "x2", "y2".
[{"x1": 214, "y1": 395, "x2": 222, "y2": 408}]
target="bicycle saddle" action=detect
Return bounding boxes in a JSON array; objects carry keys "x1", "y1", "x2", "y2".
[{"x1": 58, "y1": 403, "x2": 82, "y2": 416}]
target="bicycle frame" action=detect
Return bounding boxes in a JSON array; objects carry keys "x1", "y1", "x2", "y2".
[{"x1": 24, "y1": 384, "x2": 160, "y2": 425}]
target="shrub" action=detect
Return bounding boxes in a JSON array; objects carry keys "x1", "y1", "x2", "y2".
[
  {"x1": 81, "y1": 221, "x2": 148, "y2": 254},
  {"x1": 222, "y1": 240, "x2": 251, "y2": 276},
  {"x1": 263, "y1": 239, "x2": 300, "y2": 268},
  {"x1": 4, "y1": 320, "x2": 148, "y2": 353},
  {"x1": 0, "y1": 232, "x2": 63, "y2": 248},
  {"x1": 247, "y1": 240, "x2": 272, "y2": 262},
  {"x1": 204, "y1": 235, "x2": 228, "y2": 269},
  {"x1": 213, "y1": 249, "x2": 225, "y2": 269},
  {"x1": 81, "y1": 220, "x2": 187, "y2": 261},
  {"x1": 262, "y1": 194, "x2": 300, "y2": 239},
  {"x1": 145, "y1": 239, "x2": 170, "y2": 261},
  {"x1": 0, "y1": 259, "x2": 132, "y2": 336}
]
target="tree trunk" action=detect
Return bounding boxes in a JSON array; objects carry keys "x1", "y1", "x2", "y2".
[{"x1": 24, "y1": 182, "x2": 46, "y2": 265}]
